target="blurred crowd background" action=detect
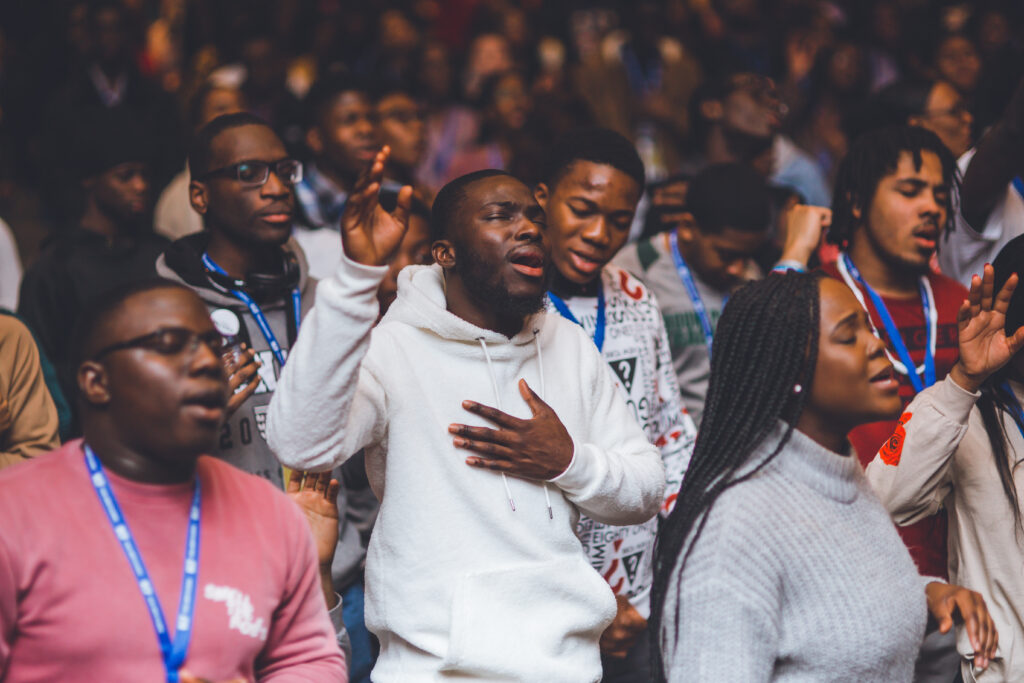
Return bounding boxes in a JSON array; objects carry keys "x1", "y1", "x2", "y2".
[{"x1": 0, "y1": 0, "x2": 1022, "y2": 273}]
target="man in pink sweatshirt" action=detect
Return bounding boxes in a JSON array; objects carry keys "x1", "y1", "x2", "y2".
[{"x1": 0, "y1": 280, "x2": 346, "y2": 682}]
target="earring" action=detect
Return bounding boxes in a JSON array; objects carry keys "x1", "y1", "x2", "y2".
[{"x1": 793, "y1": 384, "x2": 803, "y2": 394}]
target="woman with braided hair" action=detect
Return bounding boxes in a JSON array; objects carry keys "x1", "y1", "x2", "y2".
[{"x1": 650, "y1": 271, "x2": 998, "y2": 682}]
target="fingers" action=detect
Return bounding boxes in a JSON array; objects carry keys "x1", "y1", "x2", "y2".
[
  {"x1": 286, "y1": 468, "x2": 302, "y2": 493},
  {"x1": 461, "y1": 400, "x2": 523, "y2": 428},
  {"x1": 993, "y1": 272, "x2": 1019, "y2": 315},
  {"x1": 314, "y1": 471, "x2": 328, "y2": 495},
  {"x1": 390, "y1": 184, "x2": 414, "y2": 233},
  {"x1": 449, "y1": 423, "x2": 514, "y2": 446},
  {"x1": 325, "y1": 478, "x2": 340, "y2": 504},
  {"x1": 351, "y1": 146, "x2": 390, "y2": 197},
  {"x1": 518, "y1": 379, "x2": 550, "y2": 416},
  {"x1": 968, "y1": 273, "x2": 983, "y2": 319},
  {"x1": 1008, "y1": 326, "x2": 1024, "y2": 356},
  {"x1": 981, "y1": 263, "x2": 995, "y2": 313}
]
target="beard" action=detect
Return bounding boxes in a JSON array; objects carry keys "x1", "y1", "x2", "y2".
[{"x1": 455, "y1": 246, "x2": 548, "y2": 320}]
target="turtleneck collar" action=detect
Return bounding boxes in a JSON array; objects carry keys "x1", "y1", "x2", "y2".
[{"x1": 751, "y1": 420, "x2": 864, "y2": 504}]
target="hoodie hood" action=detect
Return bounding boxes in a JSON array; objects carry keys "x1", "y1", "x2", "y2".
[
  {"x1": 155, "y1": 232, "x2": 313, "y2": 308},
  {"x1": 383, "y1": 264, "x2": 550, "y2": 356}
]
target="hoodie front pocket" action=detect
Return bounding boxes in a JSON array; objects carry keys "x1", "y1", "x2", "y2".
[{"x1": 440, "y1": 557, "x2": 615, "y2": 682}]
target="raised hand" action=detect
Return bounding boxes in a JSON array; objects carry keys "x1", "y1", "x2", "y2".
[
  {"x1": 340, "y1": 145, "x2": 414, "y2": 267},
  {"x1": 449, "y1": 379, "x2": 574, "y2": 480},
  {"x1": 286, "y1": 469, "x2": 341, "y2": 609},
  {"x1": 223, "y1": 345, "x2": 261, "y2": 417},
  {"x1": 779, "y1": 204, "x2": 831, "y2": 267},
  {"x1": 925, "y1": 581, "x2": 998, "y2": 670},
  {"x1": 950, "y1": 264, "x2": 1024, "y2": 393}
]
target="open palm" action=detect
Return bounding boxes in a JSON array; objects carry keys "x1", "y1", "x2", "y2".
[
  {"x1": 957, "y1": 265, "x2": 1024, "y2": 383},
  {"x1": 340, "y1": 145, "x2": 414, "y2": 267}
]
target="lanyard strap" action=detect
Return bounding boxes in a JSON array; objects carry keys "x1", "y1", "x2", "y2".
[
  {"x1": 201, "y1": 253, "x2": 301, "y2": 368},
  {"x1": 668, "y1": 231, "x2": 716, "y2": 358},
  {"x1": 84, "y1": 445, "x2": 200, "y2": 683},
  {"x1": 547, "y1": 284, "x2": 606, "y2": 352},
  {"x1": 837, "y1": 253, "x2": 936, "y2": 393},
  {"x1": 1000, "y1": 382, "x2": 1024, "y2": 441}
]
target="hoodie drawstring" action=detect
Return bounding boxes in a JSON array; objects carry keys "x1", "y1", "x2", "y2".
[
  {"x1": 477, "y1": 338, "x2": 517, "y2": 512},
  {"x1": 475, "y1": 333, "x2": 554, "y2": 519},
  {"x1": 533, "y1": 330, "x2": 554, "y2": 520}
]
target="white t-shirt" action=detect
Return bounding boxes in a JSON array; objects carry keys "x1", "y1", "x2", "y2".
[
  {"x1": 938, "y1": 148, "x2": 1024, "y2": 286},
  {"x1": 0, "y1": 217, "x2": 22, "y2": 310}
]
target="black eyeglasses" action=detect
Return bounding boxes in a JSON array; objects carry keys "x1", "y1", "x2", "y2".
[
  {"x1": 198, "y1": 159, "x2": 303, "y2": 187},
  {"x1": 92, "y1": 327, "x2": 225, "y2": 360}
]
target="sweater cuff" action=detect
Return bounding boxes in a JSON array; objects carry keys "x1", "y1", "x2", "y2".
[
  {"x1": 546, "y1": 439, "x2": 581, "y2": 487},
  {"x1": 336, "y1": 250, "x2": 389, "y2": 287},
  {"x1": 935, "y1": 373, "x2": 982, "y2": 425}
]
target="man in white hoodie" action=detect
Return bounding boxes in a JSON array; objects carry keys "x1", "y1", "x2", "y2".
[{"x1": 266, "y1": 149, "x2": 665, "y2": 682}]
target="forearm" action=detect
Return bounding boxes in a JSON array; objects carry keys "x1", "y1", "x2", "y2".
[
  {"x1": 267, "y1": 254, "x2": 387, "y2": 471},
  {"x1": 961, "y1": 78, "x2": 1024, "y2": 230},
  {"x1": 865, "y1": 375, "x2": 974, "y2": 522}
]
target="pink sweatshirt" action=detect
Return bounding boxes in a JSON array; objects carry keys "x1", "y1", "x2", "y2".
[{"x1": 0, "y1": 441, "x2": 346, "y2": 682}]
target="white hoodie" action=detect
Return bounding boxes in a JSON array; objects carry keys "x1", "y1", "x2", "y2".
[{"x1": 267, "y1": 255, "x2": 665, "y2": 681}]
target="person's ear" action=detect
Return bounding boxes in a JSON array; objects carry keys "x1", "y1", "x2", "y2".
[
  {"x1": 533, "y1": 183, "x2": 550, "y2": 210},
  {"x1": 306, "y1": 127, "x2": 324, "y2": 156},
  {"x1": 78, "y1": 361, "x2": 112, "y2": 408},
  {"x1": 849, "y1": 193, "x2": 862, "y2": 221},
  {"x1": 432, "y1": 239, "x2": 456, "y2": 269},
  {"x1": 700, "y1": 99, "x2": 724, "y2": 122},
  {"x1": 189, "y1": 180, "x2": 209, "y2": 215},
  {"x1": 676, "y1": 212, "x2": 699, "y2": 243}
]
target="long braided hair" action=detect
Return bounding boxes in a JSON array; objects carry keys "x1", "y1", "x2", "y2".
[{"x1": 650, "y1": 272, "x2": 823, "y2": 680}]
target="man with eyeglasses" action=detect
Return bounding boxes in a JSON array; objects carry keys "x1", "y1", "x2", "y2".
[
  {"x1": 156, "y1": 112, "x2": 313, "y2": 492},
  {"x1": 0, "y1": 280, "x2": 347, "y2": 681},
  {"x1": 19, "y1": 108, "x2": 167, "y2": 428}
]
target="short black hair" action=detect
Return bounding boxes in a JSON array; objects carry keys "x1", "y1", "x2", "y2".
[
  {"x1": 430, "y1": 169, "x2": 513, "y2": 242},
  {"x1": 539, "y1": 127, "x2": 645, "y2": 192},
  {"x1": 188, "y1": 112, "x2": 274, "y2": 177},
  {"x1": 828, "y1": 125, "x2": 958, "y2": 246},
  {"x1": 373, "y1": 77, "x2": 416, "y2": 103},
  {"x1": 70, "y1": 279, "x2": 194, "y2": 377},
  {"x1": 850, "y1": 79, "x2": 937, "y2": 139},
  {"x1": 304, "y1": 70, "x2": 374, "y2": 130},
  {"x1": 687, "y1": 163, "x2": 771, "y2": 234}
]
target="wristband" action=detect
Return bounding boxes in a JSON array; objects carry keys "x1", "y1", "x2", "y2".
[{"x1": 772, "y1": 260, "x2": 807, "y2": 274}]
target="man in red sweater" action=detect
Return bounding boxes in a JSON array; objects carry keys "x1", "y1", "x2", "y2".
[
  {"x1": 0, "y1": 281, "x2": 346, "y2": 682},
  {"x1": 821, "y1": 125, "x2": 967, "y2": 682}
]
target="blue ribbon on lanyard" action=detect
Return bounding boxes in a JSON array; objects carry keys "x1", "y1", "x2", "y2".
[
  {"x1": 1000, "y1": 381, "x2": 1024, "y2": 441},
  {"x1": 548, "y1": 285, "x2": 606, "y2": 352},
  {"x1": 668, "y1": 231, "x2": 717, "y2": 358},
  {"x1": 841, "y1": 253, "x2": 935, "y2": 394},
  {"x1": 84, "y1": 445, "x2": 200, "y2": 683},
  {"x1": 201, "y1": 253, "x2": 301, "y2": 368},
  {"x1": 1013, "y1": 176, "x2": 1024, "y2": 200}
]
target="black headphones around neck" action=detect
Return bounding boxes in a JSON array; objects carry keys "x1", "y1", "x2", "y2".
[{"x1": 205, "y1": 250, "x2": 301, "y2": 302}]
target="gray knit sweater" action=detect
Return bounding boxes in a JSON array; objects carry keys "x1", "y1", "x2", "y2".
[{"x1": 661, "y1": 421, "x2": 929, "y2": 681}]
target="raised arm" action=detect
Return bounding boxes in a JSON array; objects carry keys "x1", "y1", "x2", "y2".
[
  {"x1": 266, "y1": 148, "x2": 413, "y2": 471},
  {"x1": 867, "y1": 265, "x2": 1024, "y2": 521},
  {"x1": 960, "y1": 76, "x2": 1024, "y2": 231}
]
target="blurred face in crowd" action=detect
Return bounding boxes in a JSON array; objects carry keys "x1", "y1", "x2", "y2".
[
  {"x1": 801, "y1": 278, "x2": 902, "y2": 437},
  {"x1": 489, "y1": 72, "x2": 529, "y2": 132},
  {"x1": 676, "y1": 217, "x2": 767, "y2": 292},
  {"x1": 856, "y1": 150, "x2": 948, "y2": 275},
  {"x1": 378, "y1": 212, "x2": 431, "y2": 314},
  {"x1": 198, "y1": 87, "x2": 247, "y2": 132},
  {"x1": 242, "y1": 37, "x2": 283, "y2": 95},
  {"x1": 721, "y1": 75, "x2": 783, "y2": 139},
  {"x1": 436, "y1": 175, "x2": 550, "y2": 317},
  {"x1": 309, "y1": 91, "x2": 378, "y2": 181},
  {"x1": 80, "y1": 288, "x2": 228, "y2": 462},
  {"x1": 92, "y1": 5, "x2": 126, "y2": 67},
  {"x1": 418, "y1": 41, "x2": 453, "y2": 102},
  {"x1": 376, "y1": 92, "x2": 426, "y2": 171},
  {"x1": 464, "y1": 33, "x2": 512, "y2": 99},
  {"x1": 909, "y1": 81, "x2": 972, "y2": 158},
  {"x1": 89, "y1": 161, "x2": 149, "y2": 227},
  {"x1": 191, "y1": 124, "x2": 295, "y2": 247},
  {"x1": 935, "y1": 35, "x2": 981, "y2": 95},
  {"x1": 535, "y1": 161, "x2": 641, "y2": 286}
]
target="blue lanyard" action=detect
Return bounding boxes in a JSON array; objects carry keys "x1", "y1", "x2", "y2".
[
  {"x1": 1013, "y1": 176, "x2": 1023, "y2": 200},
  {"x1": 84, "y1": 445, "x2": 200, "y2": 683},
  {"x1": 201, "y1": 253, "x2": 301, "y2": 368},
  {"x1": 548, "y1": 285, "x2": 606, "y2": 352},
  {"x1": 840, "y1": 253, "x2": 935, "y2": 393},
  {"x1": 668, "y1": 231, "x2": 717, "y2": 358},
  {"x1": 1000, "y1": 382, "x2": 1024, "y2": 441}
]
